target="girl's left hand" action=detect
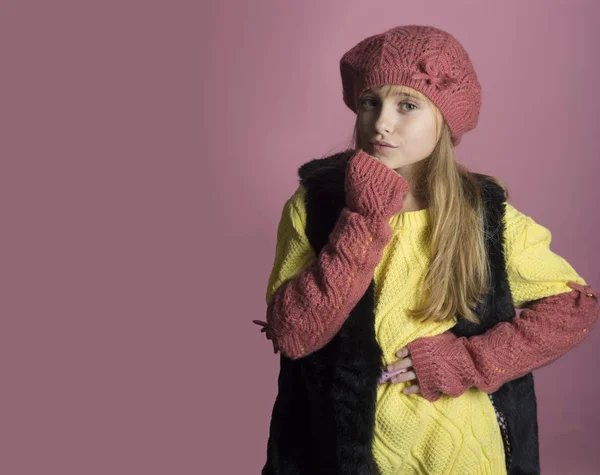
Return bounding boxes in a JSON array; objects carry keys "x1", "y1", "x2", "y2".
[{"x1": 386, "y1": 347, "x2": 421, "y2": 395}]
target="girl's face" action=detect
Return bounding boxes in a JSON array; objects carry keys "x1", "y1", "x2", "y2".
[{"x1": 356, "y1": 85, "x2": 443, "y2": 175}]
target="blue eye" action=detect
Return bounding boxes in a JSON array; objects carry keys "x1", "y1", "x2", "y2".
[{"x1": 360, "y1": 98, "x2": 417, "y2": 111}]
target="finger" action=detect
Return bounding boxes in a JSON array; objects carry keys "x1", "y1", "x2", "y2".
[
  {"x1": 387, "y1": 356, "x2": 413, "y2": 373},
  {"x1": 395, "y1": 347, "x2": 409, "y2": 358},
  {"x1": 403, "y1": 384, "x2": 420, "y2": 395},
  {"x1": 391, "y1": 370, "x2": 417, "y2": 385}
]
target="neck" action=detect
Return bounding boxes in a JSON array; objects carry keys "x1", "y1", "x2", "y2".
[
  {"x1": 399, "y1": 191, "x2": 428, "y2": 213},
  {"x1": 391, "y1": 166, "x2": 428, "y2": 212}
]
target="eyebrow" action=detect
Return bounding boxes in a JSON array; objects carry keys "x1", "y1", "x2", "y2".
[{"x1": 365, "y1": 90, "x2": 422, "y2": 101}]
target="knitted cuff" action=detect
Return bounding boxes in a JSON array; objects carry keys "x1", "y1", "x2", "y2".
[
  {"x1": 349, "y1": 149, "x2": 408, "y2": 187},
  {"x1": 407, "y1": 332, "x2": 457, "y2": 402},
  {"x1": 345, "y1": 149, "x2": 410, "y2": 218}
]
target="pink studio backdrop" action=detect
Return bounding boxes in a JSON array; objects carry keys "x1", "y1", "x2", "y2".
[{"x1": 2, "y1": 0, "x2": 599, "y2": 474}]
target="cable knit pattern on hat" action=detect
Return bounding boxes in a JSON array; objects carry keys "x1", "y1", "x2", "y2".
[{"x1": 340, "y1": 25, "x2": 482, "y2": 146}]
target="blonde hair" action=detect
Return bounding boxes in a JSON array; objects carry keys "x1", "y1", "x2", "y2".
[{"x1": 351, "y1": 85, "x2": 510, "y2": 324}]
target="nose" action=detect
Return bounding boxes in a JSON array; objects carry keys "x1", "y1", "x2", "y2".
[{"x1": 374, "y1": 106, "x2": 395, "y2": 135}]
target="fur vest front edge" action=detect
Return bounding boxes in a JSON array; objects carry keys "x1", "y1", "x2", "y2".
[{"x1": 262, "y1": 150, "x2": 540, "y2": 475}]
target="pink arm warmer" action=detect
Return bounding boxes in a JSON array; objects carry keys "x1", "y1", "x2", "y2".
[
  {"x1": 255, "y1": 149, "x2": 410, "y2": 360},
  {"x1": 406, "y1": 281, "x2": 599, "y2": 402}
]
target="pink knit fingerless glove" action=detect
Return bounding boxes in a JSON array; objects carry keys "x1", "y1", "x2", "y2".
[
  {"x1": 256, "y1": 149, "x2": 411, "y2": 359},
  {"x1": 407, "y1": 282, "x2": 599, "y2": 402},
  {"x1": 345, "y1": 149, "x2": 410, "y2": 218}
]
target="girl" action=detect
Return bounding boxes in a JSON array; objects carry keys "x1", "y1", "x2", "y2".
[{"x1": 253, "y1": 25, "x2": 599, "y2": 475}]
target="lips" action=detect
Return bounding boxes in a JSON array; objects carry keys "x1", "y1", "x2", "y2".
[{"x1": 371, "y1": 141, "x2": 396, "y2": 148}]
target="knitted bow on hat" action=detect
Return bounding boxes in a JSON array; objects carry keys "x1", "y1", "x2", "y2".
[{"x1": 411, "y1": 58, "x2": 459, "y2": 91}]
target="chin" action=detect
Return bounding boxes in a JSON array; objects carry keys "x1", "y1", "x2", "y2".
[{"x1": 375, "y1": 152, "x2": 397, "y2": 163}]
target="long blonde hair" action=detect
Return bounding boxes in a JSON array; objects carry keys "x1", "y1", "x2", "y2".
[{"x1": 351, "y1": 85, "x2": 510, "y2": 324}]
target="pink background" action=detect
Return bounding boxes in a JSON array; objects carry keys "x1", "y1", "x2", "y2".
[{"x1": 2, "y1": 0, "x2": 599, "y2": 473}]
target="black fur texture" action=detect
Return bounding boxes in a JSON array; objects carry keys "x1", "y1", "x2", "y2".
[{"x1": 262, "y1": 150, "x2": 540, "y2": 474}]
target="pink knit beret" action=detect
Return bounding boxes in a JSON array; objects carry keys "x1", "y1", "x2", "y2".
[{"x1": 340, "y1": 25, "x2": 482, "y2": 147}]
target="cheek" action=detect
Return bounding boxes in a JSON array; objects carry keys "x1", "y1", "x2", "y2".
[{"x1": 405, "y1": 121, "x2": 437, "y2": 147}]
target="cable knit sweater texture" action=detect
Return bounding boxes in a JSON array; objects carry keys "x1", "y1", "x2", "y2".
[
  {"x1": 260, "y1": 150, "x2": 410, "y2": 359},
  {"x1": 258, "y1": 151, "x2": 598, "y2": 474}
]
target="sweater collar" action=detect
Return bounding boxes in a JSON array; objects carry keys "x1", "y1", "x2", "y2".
[{"x1": 389, "y1": 208, "x2": 430, "y2": 229}]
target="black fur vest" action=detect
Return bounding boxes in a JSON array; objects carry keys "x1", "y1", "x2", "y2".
[{"x1": 262, "y1": 150, "x2": 540, "y2": 475}]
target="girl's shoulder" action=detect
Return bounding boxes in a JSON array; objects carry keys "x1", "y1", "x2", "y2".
[
  {"x1": 502, "y1": 201, "x2": 548, "y2": 249},
  {"x1": 503, "y1": 201, "x2": 525, "y2": 224},
  {"x1": 278, "y1": 184, "x2": 308, "y2": 233},
  {"x1": 500, "y1": 201, "x2": 586, "y2": 286},
  {"x1": 502, "y1": 200, "x2": 588, "y2": 305},
  {"x1": 502, "y1": 201, "x2": 548, "y2": 241},
  {"x1": 286, "y1": 184, "x2": 308, "y2": 215}
]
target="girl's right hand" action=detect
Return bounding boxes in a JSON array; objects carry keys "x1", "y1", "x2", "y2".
[{"x1": 344, "y1": 149, "x2": 411, "y2": 218}]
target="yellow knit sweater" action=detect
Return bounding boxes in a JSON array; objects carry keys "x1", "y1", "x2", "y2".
[{"x1": 265, "y1": 184, "x2": 587, "y2": 475}]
